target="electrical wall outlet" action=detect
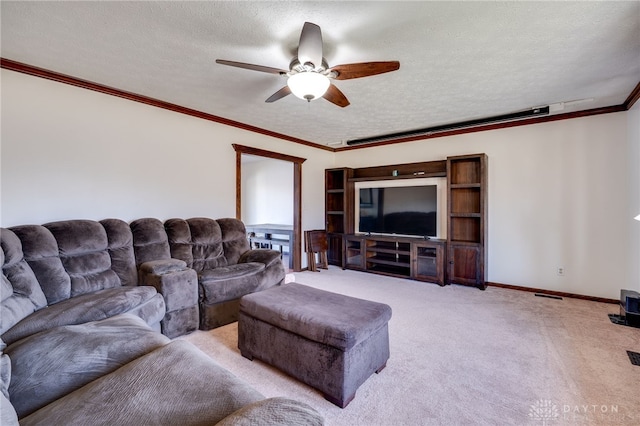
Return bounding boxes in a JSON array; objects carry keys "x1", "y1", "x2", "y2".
[{"x1": 557, "y1": 267, "x2": 565, "y2": 276}]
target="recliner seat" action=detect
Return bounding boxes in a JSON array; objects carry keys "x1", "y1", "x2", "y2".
[{"x1": 164, "y1": 217, "x2": 285, "y2": 330}]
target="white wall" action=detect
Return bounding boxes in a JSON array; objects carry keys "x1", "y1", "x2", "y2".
[
  {"x1": 0, "y1": 70, "x2": 334, "y2": 267},
  {"x1": 3, "y1": 68, "x2": 637, "y2": 298},
  {"x1": 628, "y1": 103, "x2": 640, "y2": 293},
  {"x1": 335, "y1": 111, "x2": 639, "y2": 299},
  {"x1": 241, "y1": 157, "x2": 293, "y2": 226}
]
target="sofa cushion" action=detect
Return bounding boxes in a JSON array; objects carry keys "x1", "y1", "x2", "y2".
[
  {"x1": 240, "y1": 283, "x2": 393, "y2": 350},
  {"x1": 199, "y1": 263, "x2": 265, "y2": 303},
  {"x1": 44, "y1": 220, "x2": 121, "y2": 297},
  {"x1": 130, "y1": 218, "x2": 172, "y2": 265},
  {"x1": 1, "y1": 286, "x2": 165, "y2": 345},
  {"x1": 164, "y1": 218, "x2": 194, "y2": 267},
  {"x1": 0, "y1": 393, "x2": 18, "y2": 426},
  {"x1": 19, "y1": 340, "x2": 264, "y2": 426},
  {"x1": 215, "y1": 397, "x2": 323, "y2": 426},
  {"x1": 0, "y1": 339, "x2": 17, "y2": 426},
  {"x1": 8, "y1": 225, "x2": 71, "y2": 305},
  {"x1": 5, "y1": 314, "x2": 170, "y2": 418},
  {"x1": 238, "y1": 248, "x2": 283, "y2": 269},
  {"x1": 218, "y1": 218, "x2": 251, "y2": 266},
  {"x1": 100, "y1": 219, "x2": 138, "y2": 287},
  {"x1": 187, "y1": 218, "x2": 227, "y2": 272},
  {"x1": 0, "y1": 353, "x2": 10, "y2": 400},
  {"x1": 0, "y1": 229, "x2": 48, "y2": 336}
]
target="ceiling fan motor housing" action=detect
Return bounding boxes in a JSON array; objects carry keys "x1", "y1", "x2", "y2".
[{"x1": 216, "y1": 21, "x2": 399, "y2": 107}]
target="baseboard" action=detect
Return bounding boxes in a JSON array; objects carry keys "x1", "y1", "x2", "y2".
[{"x1": 486, "y1": 281, "x2": 619, "y2": 305}]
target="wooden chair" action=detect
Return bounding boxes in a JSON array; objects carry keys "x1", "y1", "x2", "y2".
[{"x1": 304, "y1": 230, "x2": 329, "y2": 272}]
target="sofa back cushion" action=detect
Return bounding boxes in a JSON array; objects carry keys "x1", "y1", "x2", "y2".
[
  {"x1": 165, "y1": 218, "x2": 250, "y2": 273},
  {"x1": 167, "y1": 218, "x2": 227, "y2": 273},
  {"x1": 0, "y1": 229, "x2": 47, "y2": 336},
  {"x1": 44, "y1": 220, "x2": 122, "y2": 297},
  {"x1": 9, "y1": 225, "x2": 71, "y2": 305},
  {"x1": 164, "y1": 219, "x2": 193, "y2": 267},
  {"x1": 130, "y1": 218, "x2": 171, "y2": 266},
  {"x1": 218, "y1": 218, "x2": 251, "y2": 266},
  {"x1": 100, "y1": 219, "x2": 138, "y2": 287}
]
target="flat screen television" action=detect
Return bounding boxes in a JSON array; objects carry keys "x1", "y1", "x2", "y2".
[{"x1": 356, "y1": 178, "x2": 444, "y2": 238}]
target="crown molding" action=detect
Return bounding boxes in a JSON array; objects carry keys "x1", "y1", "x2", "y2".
[
  {"x1": 624, "y1": 81, "x2": 640, "y2": 110},
  {"x1": 0, "y1": 57, "x2": 333, "y2": 152},
  {"x1": 2, "y1": 58, "x2": 636, "y2": 153}
]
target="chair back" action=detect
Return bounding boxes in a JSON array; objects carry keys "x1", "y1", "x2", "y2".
[{"x1": 304, "y1": 230, "x2": 328, "y2": 271}]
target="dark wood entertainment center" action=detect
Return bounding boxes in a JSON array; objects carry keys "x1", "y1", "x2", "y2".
[{"x1": 325, "y1": 153, "x2": 487, "y2": 289}]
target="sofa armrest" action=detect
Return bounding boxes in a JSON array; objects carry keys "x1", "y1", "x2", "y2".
[
  {"x1": 1, "y1": 393, "x2": 18, "y2": 426},
  {"x1": 238, "y1": 249, "x2": 282, "y2": 268},
  {"x1": 215, "y1": 397, "x2": 323, "y2": 426},
  {"x1": 139, "y1": 260, "x2": 197, "y2": 312},
  {"x1": 139, "y1": 259, "x2": 187, "y2": 275}
]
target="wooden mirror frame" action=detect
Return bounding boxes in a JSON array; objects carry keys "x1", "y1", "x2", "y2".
[{"x1": 232, "y1": 144, "x2": 306, "y2": 272}]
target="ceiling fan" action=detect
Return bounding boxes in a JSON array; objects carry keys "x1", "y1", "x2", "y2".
[{"x1": 216, "y1": 22, "x2": 400, "y2": 107}]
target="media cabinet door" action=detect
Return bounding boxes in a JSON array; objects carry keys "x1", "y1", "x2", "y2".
[
  {"x1": 327, "y1": 233, "x2": 343, "y2": 266},
  {"x1": 447, "y1": 244, "x2": 484, "y2": 288},
  {"x1": 412, "y1": 241, "x2": 446, "y2": 286}
]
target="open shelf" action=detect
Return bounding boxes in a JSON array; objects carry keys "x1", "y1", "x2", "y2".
[
  {"x1": 350, "y1": 160, "x2": 447, "y2": 182},
  {"x1": 326, "y1": 192, "x2": 345, "y2": 212},
  {"x1": 366, "y1": 263, "x2": 412, "y2": 277},
  {"x1": 326, "y1": 170, "x2": 346, "y2": 191},
  {"x1": 450, "y1": 217, "x2": 481, "y2": 243},
  {"x1": 449, "y1": 158, "x2": 482, "y2": 185},
  {"x1": 326, "y1": 214, "x2": 345, "y2": 234},
  {"x1": 450, "y1": 187, "x2": 481, "y2": 214},
  {"x1": 344, "y1": 235, "x2": 364, "y2": 269}
]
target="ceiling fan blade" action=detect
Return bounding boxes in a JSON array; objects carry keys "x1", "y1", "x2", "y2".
[
  {"x1": 330, "y1": 61, "x2": 400, "y2": 80},
  {"x1": 216, "y1": 59, "x2": 288, "y2": 75},
  {"x1": 265, "y1": 86, "x2": 292, "y2": 103},
  {"x1": 323, "y1": 83, "x2": 350, "y2": 108},
  {"x1": 297, "y1": 22, "x2": 323, "y2": 68}
]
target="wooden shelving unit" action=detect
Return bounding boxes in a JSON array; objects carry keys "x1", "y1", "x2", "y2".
[
  {"x1": 324, "y1": 154, "x2": 486, "y2": 289},
  {"x1": 325, "y1": 168, "x2": 354, "y2": 266},
  {"x1": 446, "y1": 154, "x2": 487, "y2": 289}
]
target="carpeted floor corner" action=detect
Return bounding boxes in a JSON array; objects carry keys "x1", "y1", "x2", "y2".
[{"x1": 179, "y1": 267, "x2": 640, "y2": 425}]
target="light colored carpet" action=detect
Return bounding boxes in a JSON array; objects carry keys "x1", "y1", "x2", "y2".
[{"x1": 179, "y1": 267, "x2": 640, "y2": 425}]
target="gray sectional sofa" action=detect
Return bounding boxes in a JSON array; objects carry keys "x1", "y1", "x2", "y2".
[
  {"x1": 131, "y1": 217, "x2": 286, "y2": 332},
  {"x1": 1, "y1": 218, "x2": 318, "y2": 425}
]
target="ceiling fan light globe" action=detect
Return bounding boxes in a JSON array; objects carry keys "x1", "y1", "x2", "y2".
[{"x1": 287, "y1": 72, "x2": 330, "y2": 101}]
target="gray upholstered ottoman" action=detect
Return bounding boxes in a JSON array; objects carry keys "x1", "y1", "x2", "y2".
[{"x1": 238, "y1": 283, "x2": 392, "y2": 408}]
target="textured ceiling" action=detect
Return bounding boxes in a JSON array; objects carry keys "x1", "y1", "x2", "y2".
[{"x1": 1, "y1": 1, "x2": 639, "y2": 147}]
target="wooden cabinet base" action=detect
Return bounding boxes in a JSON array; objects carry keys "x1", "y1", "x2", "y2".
[{"x1": 342, "y1": 234, "x2": 446, "y2": 286}]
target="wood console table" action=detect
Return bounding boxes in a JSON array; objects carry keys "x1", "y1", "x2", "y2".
[{"x1": 245, "y1": 224, "x2": 293, "y2": 269}]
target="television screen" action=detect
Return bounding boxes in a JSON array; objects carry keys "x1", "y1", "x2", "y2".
[{"x1": 358, "y1": 185, "x2": 437, "y2": 237}]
